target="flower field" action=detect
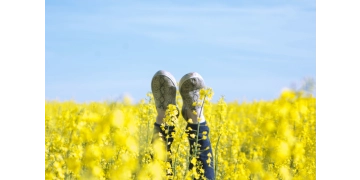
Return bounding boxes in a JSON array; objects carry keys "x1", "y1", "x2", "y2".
[{"x1": 45, "y1": 90, "x2": 316, "y2": 180}]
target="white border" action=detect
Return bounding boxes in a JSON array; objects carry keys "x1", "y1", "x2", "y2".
[
  {"x1": 0, "y1": 0, "x2": 44, "y2": 178},
  {"x1": 317, "y1": 0, "x2": 360, "y2": 179}
]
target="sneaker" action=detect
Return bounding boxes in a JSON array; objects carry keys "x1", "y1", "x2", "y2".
[
  {"x1": 151, "y1": 70, "x2": 177, "y2": 124},
  {"x1": 179, "y1": 72, "x2": 206, "y2": 123}
]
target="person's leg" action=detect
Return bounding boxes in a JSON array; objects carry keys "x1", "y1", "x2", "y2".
[
  {"x1": 179, "y1": 72, "x2": 215, "y2": 180},
  {"x1": 152, "y1": 122, "x2": 175, "y2": 174},
  {"x1": 186, "y1": 122, "x2": 214, "y2": 179},
  {"x1": 150, "y1": 70, "x2": 178, "y2": 174}
]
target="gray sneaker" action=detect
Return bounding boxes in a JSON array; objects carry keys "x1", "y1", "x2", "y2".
[
  {"x1": 179, "y1": 72, "x2": 206, "y2": 123},
  {"x1": 151, "y1": 70, "x2": 177, "y2": 123}
]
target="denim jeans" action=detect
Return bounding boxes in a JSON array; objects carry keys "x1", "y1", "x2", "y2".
[
  {"x1": 186, "y1": 121, "x2": 214, "y2": 180},
  {"x1": 152, "y1": 121, "x2": 215, "y2": 180}
]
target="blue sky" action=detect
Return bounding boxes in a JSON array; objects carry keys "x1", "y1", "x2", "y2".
[{"x1": 45, "y1": 0, "x2": 315, "y2": 103}]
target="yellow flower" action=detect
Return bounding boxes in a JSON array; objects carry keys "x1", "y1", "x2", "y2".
[
  {"x1": 191, "y1": 157, "x2": 197, "y2": 165},
  {"x1": 45, "y1": 87, "x2": 315, "y2": 180},
  {"x1": 206, "y1": 157, "x2": 211, "y2": 165}
]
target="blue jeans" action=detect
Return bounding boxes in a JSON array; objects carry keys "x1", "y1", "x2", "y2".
[
  {"x1": 152, "y1": 121, "x2": 215, "y2": 180},
  {"x1": 186, "y1": 121, "x2": 215, "y2": 180}
]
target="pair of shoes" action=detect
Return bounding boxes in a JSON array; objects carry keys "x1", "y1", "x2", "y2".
[{"x1": 151, "y1": 70, "x2": 206, "y2": 124}]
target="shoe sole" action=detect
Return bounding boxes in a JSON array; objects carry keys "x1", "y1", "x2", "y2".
[
  {"x1": 179, "y1": 72, "x2": 206, "y2": 122},
  {"x1": 179, "y1": 72, "x2": 205, "y2": 91},
  {"x1": 151, "y1": 70, "x2": 177, "y2": 110}
]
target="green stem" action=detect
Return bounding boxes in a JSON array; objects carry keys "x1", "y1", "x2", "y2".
[
  {"x1": 192, "y1": 95, "x2": 206, "y2": 178},
  {"x1": 173, "y1": 129, "x2": 185, "y2": 178},
  {"x1": 214, "y1": 133, "x2": 222, "y2": 180},
  {"x1": 147, "y1": 110, "x2": 150, "y2": 144},
  {"x1": 166, "y1": 125, "x2": 169, "y2": 164}
]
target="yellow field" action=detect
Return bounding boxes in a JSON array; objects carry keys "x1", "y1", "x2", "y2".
[{"x1": 45, "y1": 90, "x2": 315, "y2": 180}]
